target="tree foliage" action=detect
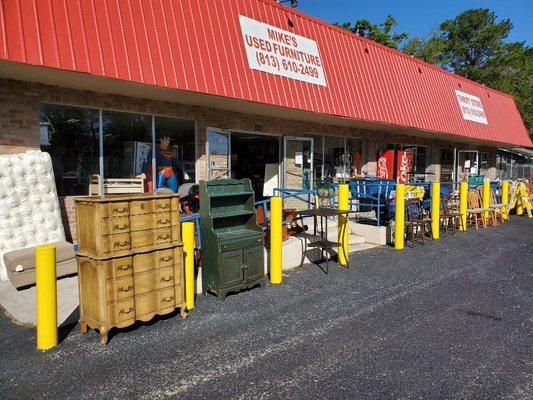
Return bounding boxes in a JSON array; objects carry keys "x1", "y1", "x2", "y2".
[
  {"x1": 403, "y1": 9, "x2": 532, "y2": 137},
  {"x1": 334, "y1": 15, "x2": 408, "y2": 49}
]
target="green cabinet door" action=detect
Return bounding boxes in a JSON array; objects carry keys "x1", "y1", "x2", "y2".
[
  {"x1": 243, "y1": 247, "x2": 263, "y2": 283},
  {"x1": 219, "y1": 249, "x2": 243, "y2": 289}
]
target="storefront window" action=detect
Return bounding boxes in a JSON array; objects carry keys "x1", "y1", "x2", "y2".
[
  {"x1": 102, "y1": 111, "x2": 151, "y2": 179},
  {"x1": 345, "y1": 138, "x2": 363, "y2": 178},
  {"x1": 39, "y1": 104, "x2": 99, "y2": 196},
  {"x1": 323, "y1": 136, "x2": 345, "y2": 179}
]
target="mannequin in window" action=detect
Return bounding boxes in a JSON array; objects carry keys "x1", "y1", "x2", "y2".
[{"x1": 144, "y1": 136, "x2": 189, "y2": 192}]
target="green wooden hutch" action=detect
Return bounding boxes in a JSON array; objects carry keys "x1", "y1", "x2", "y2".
[{"x1": 199, "y1": 179, "x2": 264, "y2": 300}]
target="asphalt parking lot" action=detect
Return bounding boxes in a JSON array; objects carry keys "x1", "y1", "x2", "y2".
[{"x1": 1, "y1": 217, "x2": 532, "y2": 399}]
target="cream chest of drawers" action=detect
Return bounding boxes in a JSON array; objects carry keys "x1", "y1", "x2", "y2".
[
  {"x1": 75, "y1": 194, "x2": 181, "y2": 259},
  {"x1": 74, "y1": 194, "x2": 186, "y2": 345}
]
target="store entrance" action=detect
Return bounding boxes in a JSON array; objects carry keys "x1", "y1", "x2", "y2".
[{"x1": 230, "y1": 131, "x2": 281, "y2": 201}]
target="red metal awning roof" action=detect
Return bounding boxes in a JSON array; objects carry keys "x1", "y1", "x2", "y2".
[{"x1": 0, "y1": 0, "x2": 531, "y2": 147}]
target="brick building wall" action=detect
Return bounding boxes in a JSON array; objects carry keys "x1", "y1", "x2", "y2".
[{"x1": 0, "y1": 78, "x2": 497, "y2": 240}]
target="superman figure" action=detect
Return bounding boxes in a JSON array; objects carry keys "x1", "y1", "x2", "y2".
[{"x1": 144, "y1": 136, "x2": 189, "y2": 192}]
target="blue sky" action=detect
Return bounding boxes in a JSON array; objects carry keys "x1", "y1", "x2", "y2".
[{"x1": 295, "y1": 0, "x2": 532, "y2": 45}]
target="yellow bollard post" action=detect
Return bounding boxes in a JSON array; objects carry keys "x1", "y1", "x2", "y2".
[
  {"x1": 337, "y1": 184, "x2": 349, "y2": 266},
  {"x1": 516, "y1": 183, "x2": 524, "y2": 215},
  {"x1": 482, "y1": 179, "x2": 490, "y2": 222},
  {"x1": 183, "y1": 222, "x2": 195, "y2": 310},
  {"x1": 431, "y1": 182, "x2": 440, "y2": 239},
  {"x1": 270, "y1": 196, "x2": 283, "y2": 284},
  {"x1": 459, "y1": 181, "x2": 468, "y2": 231},
  {"x1": 501, "y1": 180, "x2": 509, "y2": 220},
  {"x1": 36, "y1": 244, "x2": 57, "y2": 351},
  {"x1": 394, "y1": 183, "x2": 405, "y2": 250}
]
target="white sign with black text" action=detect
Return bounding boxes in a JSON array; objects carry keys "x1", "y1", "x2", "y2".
[
  {"x1": 239, "y1": 15, "x2": 327, "y2": 87},
  {"x1": 455, "y1": 90, "x2": 488, "y2": 125}
]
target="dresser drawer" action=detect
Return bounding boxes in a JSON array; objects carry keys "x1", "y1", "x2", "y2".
[
  {"x1": 155, "y1": 228, "x2": 172, "y2": 245},
  {"x1": 159, "y1": 266, "x2": 175, "y2": 288},
  {"x1": 135, "y1": 290, "x2": 158, "y2": 318},
  {"x1": 157, "y1": 248, "x2": 175, "y2": 268},
  {"x1": 133, "y1": 252, "x2": 155, "y2": 274},
  {"x1": 108, "y1": 298, "x2": 135, "y2": 326},
  {"x1": 171, "y1": 226, "x2": 181, "y2": 243},
  {"x1": 101, "y1": 217, "x2": 130, "y2": 236},
  {"x1": 101, "y1": 202, "x2": 130, "y2": 219},
  {"x1": 131, "y1": 230, "x2": 155, "y2": 250},
  {"x1": 174, "y1": 282, "x2": 185, "y2": 305},
  {"x1": 173, "y1": 247, "x2": 184, "y2": 281},
  {"x1": 155, "y1": 212, "x2": 172, "y2": 228},
  {"x1": 101, "y1": 233, "x2": 131, "y2": 255},
  {"x1": 134, "y1": 270, "x2": 159, "y2": 295},
  {"x1": 159, "y1": 287, "x2": 176, "y2": 314},
  {"x1": 103, "y1": 256, "x2": 133, "y2": 280},
  {"x1": 106, "y1": 276, "x2": 134, "y2": 303},
  {"x1": 155, "y1": 199, "x2": 171, "y2": 213},
  {"x1": 130, "y1": 199, "x2": 154, "y2": 215}
]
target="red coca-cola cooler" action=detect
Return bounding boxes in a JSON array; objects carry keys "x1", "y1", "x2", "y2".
[
  {"x1": 377, "y1": 150, "x2": 395, "y2": 180},
  {"x1": 396, "y1": 150, "x2": 414, "y2": 183}
]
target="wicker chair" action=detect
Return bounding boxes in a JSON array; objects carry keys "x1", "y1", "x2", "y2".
[{"x1": 487, "y1": 188, "x2": 505, "y2": 225}]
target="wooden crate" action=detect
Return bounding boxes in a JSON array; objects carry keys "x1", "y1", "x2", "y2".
[
  {"x1": 75, "y1": 193, "x2": 181, "y2": 259},
  {"x1": 77, "y1": 246, "x2": 185, "y2": 345}
]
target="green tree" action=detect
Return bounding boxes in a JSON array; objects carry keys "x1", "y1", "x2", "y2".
[
  {"x1": 335, "y1": 15, "x2": 408, "y2": 49},
  {"x1": 404, "y1": 9, "x2": 532, "y2": 137}
]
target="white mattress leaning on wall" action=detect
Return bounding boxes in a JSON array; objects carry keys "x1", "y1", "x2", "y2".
[{"x1": 0, "y1": 151, "x2": 65, "y2": 281}]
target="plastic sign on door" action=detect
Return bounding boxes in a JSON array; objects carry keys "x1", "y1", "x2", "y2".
[
  {"x1": 455, "y1": 90, "x2": 488, "y2": 125},
  {"x1": 239, "y1": 15, "x2": 327, "y2": 87}
]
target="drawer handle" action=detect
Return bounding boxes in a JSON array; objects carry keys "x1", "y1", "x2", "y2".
[
  {"x1": 113, "y1": 224, "x2": 129, "y2": 231},
  {"x1": 112, "y1": 206, "x2": 128, "y2": 214},
  {"x1": 156, "y1": 203, "x2": 170, "y2": 210},
  {"x1": 117, "y1": 264, "x2": 132, "y2": 271},
  {"x1": 157, "y1": 219, "x2": 170, "y2": 225},
  {"x1": 157, "y1": 234, "x2": 171, "y2": 241},
  {"x1": 118, "y1": 285, "x2": 134, "y2": 293},
  {"x1": 160, "y1": 276, "x2": 174, "y2": 283},
  {"x1": 140, "y1": 203, "x2": 145, "y2": 210},
  {"x1": 161, "y1": 296, "x2": 174, "y2": 303},
  {"x1": 159, "y1": 256, "x2": 173, "y2": 263},
  {"x1": 113, "y1": 241, "x2": 130, "y2": 248},
  {"x1": 119, "y1": 307, "x2": 134, "y2": 315}
]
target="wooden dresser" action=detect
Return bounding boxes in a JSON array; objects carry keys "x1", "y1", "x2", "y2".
[{"x1": 75, "y1": 194, "x2": 186, "y2": 345}]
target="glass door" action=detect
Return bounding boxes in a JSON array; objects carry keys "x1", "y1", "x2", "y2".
[
  {"x1": 457, "y1": 150, "x2": 479, "y2": 181},
  {"x1": 283, "y1": 136, "x2": 314, "y2": 190},
  {"x1": 207, "y1": 129, "x2": 231, "y2": 180},
  {"x1": 283, "y1": 136, "x2": 313, "y2": 209}
]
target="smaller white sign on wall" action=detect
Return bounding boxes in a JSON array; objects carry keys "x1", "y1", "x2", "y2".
[{"x1": 455, "y1": 90, "x2": 488, "y2": 125}]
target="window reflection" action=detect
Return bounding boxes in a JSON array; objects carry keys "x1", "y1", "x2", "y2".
[{"x1": 39, "y1": 104, "x2": 99, "y2": 196}]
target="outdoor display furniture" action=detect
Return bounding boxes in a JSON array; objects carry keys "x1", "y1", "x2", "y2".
[
  {"x1": 487, "y1": 188, "x2": 505, "y2": 225},
  {"x1": 439, "y1": 195, "x2": 462, "y2": 236},
  {"x1": 74, "y1": 193, "x2": 186, "y2": 345},
  {"x1": 296, "y1": 208, "x2": 355, "y2": 273},
  {"x1": 0, "y1": 151, "x2": 70, "y2": 285},
  {"x1": 404, "y1": 199, "x2": 432, "y2": 246},
  {"x1": 88, "y1": 174, "x2": 146, "y2": 195},
  {"x1": 3, "y1": 241, "x2": 77, "y2": 289},
  {"x1": 199, "y1": 179, "x2": 264, "y2": 300},
  {"x1": 467, "y1": 189, "x2": 493, "y2": 229}
]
